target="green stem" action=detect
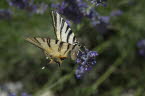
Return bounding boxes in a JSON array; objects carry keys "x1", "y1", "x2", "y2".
[
  {"x1": 90, "y1": 51, "x2": 128, "y2": 93},
  {"x1": 34, "y1": 71, "x2": 74, "y2": 96}
]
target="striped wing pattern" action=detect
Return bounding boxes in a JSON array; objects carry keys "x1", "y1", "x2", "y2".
[
  {"x1": 26, "y1": 11, "x2": 80, "y2": 64},
  {"x1": 51, "y1": 11, "x2": 78, "y2": 45},
  {"x1": 26, "y1": 37, "x2": 77, "y2": 63}
]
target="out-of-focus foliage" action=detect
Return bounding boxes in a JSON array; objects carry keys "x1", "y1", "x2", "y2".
[{"x1": 0, "y1": 0, "x2": 145, "y2": 96}]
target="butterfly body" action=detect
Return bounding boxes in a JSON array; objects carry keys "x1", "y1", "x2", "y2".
[{"x1": 26, "y1": 11, "x2": 80, "y2": 65}]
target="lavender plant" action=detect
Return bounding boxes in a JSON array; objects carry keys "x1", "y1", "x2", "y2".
[
  {"x1": 75, "y1": 48, "x2": 98, "y2": 78},
  {"x1": 0, "y1": 82, "x2": 31, "y2": 96},
  {"x1": 7, "y1": 0, "x2": 48, "y2": 14},
  {"x1": 51, "y1": 0, "x2": 106, "y2": 24},
  {"x1": 51, "y1": 0, "x2": 123, "y2": 27},
  {"x1": 89, "y1": 0, "x2": 107, "y2": 6},
  {"x1": 8, "y1": 92, "x2": 31, "y2": 96}
]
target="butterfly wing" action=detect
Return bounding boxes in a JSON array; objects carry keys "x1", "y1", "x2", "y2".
[
  {"x1": 25, "y1": 37, "x2": 78, "y2": 64},
  {"x1": 25, "y1": 11, "x2": 81, "y2": 64},
  {"x1": 51, "y1": 11, "x2": 78, "y2": 45}
]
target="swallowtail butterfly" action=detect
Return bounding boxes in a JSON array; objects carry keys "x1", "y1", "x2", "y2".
[{"x1": 26, "y1": 11, "x2": 81, "y2": 66}]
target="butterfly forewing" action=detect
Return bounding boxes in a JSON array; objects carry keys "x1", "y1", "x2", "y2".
[{"x1": 51, "y1": 11, "x2": 78, "y2": 44}]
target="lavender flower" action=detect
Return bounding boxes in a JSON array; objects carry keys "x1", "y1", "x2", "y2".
[
  {"x1": 21, "y1": 92, "x2": 31, "y2": 96},
  {"x1": 51, "y1": 0, "x2": 123, "y2": 30},
  {"x1": 8, "y1": 92, "x2": 31, "y2": 96},
  {"x1": 137, "y1": 40, "x2": 145, "y2": 57},
  {"x1": 110, "y1": 10, "x2": 123, "y2": 17},
  {"x1": 89, "y1": 0, "x2": 107, "y2": 6},
  {"x1": 97, "y1": 10, "x2": 122, "y2": 24},
  {"x1": 9, "y1": 93, "x2": 17, "y2": 96},
  {"x1": 7, "y1": 0, "x2": 36, "y2": 10},
  {"x1": 7, "y1": 0, "x2": 48, "y2": 14},
  {"x1": 98, "y1": 16, "x2": 110, "y2": 24},
  {"x1": 35, "y1": 2, "x2": 48, "y2": 15},
  {"x1": 0, "y1": 82, "x2": 31, "y2": 96},
  {"x1": 51, "y1": 0, "x2": 106, "y2": 23},
  {"x1": 51, "y1": 0, "x2": 84, "y2": 23},
  {"x1": 75, "y1": 48, "x2": 98, "y2": 78}
]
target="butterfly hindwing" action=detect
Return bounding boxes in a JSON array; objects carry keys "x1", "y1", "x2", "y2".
[{"x1": 51, "y1": 11, "x2": 78, "y2": 44}]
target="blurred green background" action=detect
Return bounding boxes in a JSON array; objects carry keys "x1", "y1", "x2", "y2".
[{"x1": 0, "y1": 0, "x2": 145, "y2": 96}]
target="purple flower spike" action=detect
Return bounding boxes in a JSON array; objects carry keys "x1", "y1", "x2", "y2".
[
  {"x1": 21, "y1": 92, "x2": 31, "y2": 96},
  {"x1": 7, "y1": 0, "x2": 48, "y2": 14},
  {"x1": 51, "y1": 0, "x2": 107, "y2": 24},
  {"x1": 89, "y1": 0, "x2": 108, "y2": 6},
  {"x1": 98, "y1": 16, "x2": 110, "y2": 24},
  {"x1": 7, "y1": 0, "x2": 30, "y2": 9},
  {"x1": 88, "y1": 51, "x2": 99, "y2": 57},
  {"x1": 75, "y1": 48, "x2": 98, "y2": 79},
  {"x1": 9, "y1": 93, "x2": 16, "y2": 96},
  {"x1": 35, "y1": 3, "x2": 48, "y2": 14},
  {"x1": 76, "y1": 59, "x2": 82, "y2": 64}
]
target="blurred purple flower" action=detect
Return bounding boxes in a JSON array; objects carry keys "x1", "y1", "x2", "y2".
[
  {"x1": 65, "y1": 20, "x2": 71, "y2": 27},
  {"x1": 98, "y1": 16, "x2": 110, "y2": 24},
  {"x1": 51, "y1": 0, "x2": 106, "y2": 23},
  {"x1": 21, "y1": 92, "x2": 31, "y2": 96},
  {"x1": 137, "y1": 40, "x2": 145, "y2": 57},
  {"x1": 97, "y1": 10, "x2": 123, "y2": 24},
  {"x1": 7, "y1": 0, "x2": 48, "y2": 14},
  {"x1": 89, "y1": 0, "x2": 107, "y2": 6},
  {"x1": 94, "y1": 10, "x2": 123, "y2": 35},
  {"x1": 110, "y1": 10, "x2": 123, "y2": 17},
  {"x1": 75, "y1": 48, "x2": 98, "y2": 78},
  {"x1": 0, "y1": 9, "x2": 12, "y2": 19},
  {"x1": 0, "y1": 82, "x2": 31, "y2": 96},
  {"x1": 35, "y1": 2, "x2": 48, "y2": 14},
  {"x1": 51, "y1": 0, "x2": 84, "y2": 23},
  {"x1": 8, "y1": 92, "x2": 31, "y2": 96},
  {"x1": 51, "y1": 0, "x2": 123, "y2": 36},
  {"x1": 7, "y1": 0, "x2": 35, "y2": 10},
  {"x1": 9, "y1": 93, "x2": 17, "y2": 96}
]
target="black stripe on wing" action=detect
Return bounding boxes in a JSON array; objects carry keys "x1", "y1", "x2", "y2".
[
  {"x1": 64, "y1": 44, "x2": 70, "y2": 55},
  {"x1": 60, "y1": 19, "x2": 65, "y2": 40},
  {"x1": 51, "y1": 11, "x2": 78, "y2": 44},
  {"x1": 55, "y1": 40, "x2": 59, "y2": 44},
  {"x1": 66, "y1": 30, "x2": 72, "y2": 43},
  {"x1": 34, "y1": 37, "x2": 41, "y2": 45},
  {"x1": 51, "y1": 11, "x2": 57, "y2": 33},
  {"x1": 47, "y1": 38, "x2": 51, "y2": 47},
  {"x1": 58, "y1": 42, "x2": 64, "y2": 52}
]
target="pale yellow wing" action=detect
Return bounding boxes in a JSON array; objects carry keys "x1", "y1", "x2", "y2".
[{"x1": 25, "y1": 37, "x2": 75, "y2": 59}]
